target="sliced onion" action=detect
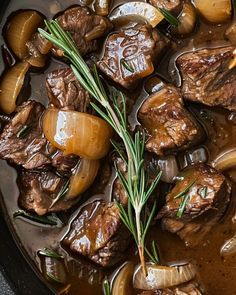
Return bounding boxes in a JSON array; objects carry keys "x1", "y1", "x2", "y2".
[
  {"x1": 133, "y1": 262, "x2": 196, "y2": 290},
  {"x1": 6, "y1": 10, "x2": 44, "y2": 59},
  {"x1": 95, "y1": 0, "x2": 110, "y2": 16},
  {"x1": 67, "y1": 159, "x2": 100, "y2": 199},
  {"x1": 158, "y1": 155, "x2": 179, "y2": 184},
  {"x1": 26, "y1": 54, "x2": 47, "y2": 68},
  {"x1": 43, "y1": 108, "x2": 113, "y2": 160},
  {"x1": 194, "y1": 0, "x2": 232, "y2": 24},
  {"x1": 112, "y1": 262, "x2": 134, "y2": 295},
  {"x1": 175, "y1": 2, "x2": 197, "y2": 35},
  {"x1": 212, "y1": 148, "x2": 236, "y2": 171},
  {"x1": 109, "y1": 2, "x2": 164, "y2": 28},
  {"x1": 221, "y1": 234, "x2": 236, "y2": 258},
  {"x1": 0, "y1": 62, "x2": 30, "y2": 114}
]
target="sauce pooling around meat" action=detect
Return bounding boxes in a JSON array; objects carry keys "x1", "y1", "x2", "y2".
[{"x1": 1, "y1": 1, "x2": 236, "y2": 294}]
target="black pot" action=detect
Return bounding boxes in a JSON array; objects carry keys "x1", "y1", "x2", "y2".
[{"x1": 0, "y1": 1, "x2": 52, "y2": 294}]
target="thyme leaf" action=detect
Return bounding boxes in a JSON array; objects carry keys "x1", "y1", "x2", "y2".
[
  {"x1": 174, "y1": 180, "x2": 196, "y2": 218},
  {"x1": 103, "y1": 278, "x2": 111, "y2": 295},
  {"x1": 38, "y1": 248, "x2": 64, "y2": 259},
  {"x1": 158, "y1": 8, "x2": 179, "y2": 27},
  {"x1": 17, "y1": 125, "x2": 32, "y2": 139},
  {"x1": 199, "y1": 186, "x2": 207, "y2": 199},
  {"x1": 120, "y1": 58, "x2": 134, "y2": 73}
]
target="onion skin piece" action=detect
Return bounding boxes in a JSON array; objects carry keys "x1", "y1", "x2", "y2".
[
  {"x1": 133, "y1": 262, "x2": 196, "y2": 290},
  {"x1": 109, "y1": 2, "x2": 164, "y2": 28},
  {"x1": 0, "y1": 62, "x2": 30, "y2": 114},
  {"x1": 194, "y1": 0, "x2": 232, "y2": 24},
  {"x1": 6, "y1": 10, "x2": 44, "y2": 59},
  {"x1": 175, "y1": 3, "x2": 197, "y2": 35},
  {"x1": 43, "y1": 108, "x2": 113, "y2": 160},
  {"x1": 67, "y1": 158, "x2": 100, "y2": 199},
  {"x1": 212, "y1": 148, "x2": 236, "y2": 171},
  {"x1": 112, "y1": 262, "x2": 134, "y2": 295}
]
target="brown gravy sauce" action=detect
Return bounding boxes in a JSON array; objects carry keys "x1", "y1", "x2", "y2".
[{"x1": 1, "y1": 1, "x2": 236, "y2": 294}]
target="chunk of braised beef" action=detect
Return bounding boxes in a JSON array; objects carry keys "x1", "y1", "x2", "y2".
[
  {"x1": 18, "y1": 170, "x2": 78, "y2": 216},
  {"x1": 63, "y1": 200, "x2": 130, "y2": 267},
  {"x1": 97, "y1": 24, "x2": 168, "y2": 89},
  {"x1": 225, "y1": 22, "x2": 236, "y2": 45},
  {"x1": 149, "y1": 0, "x2": 183, "y2": 15},
  {"x1": 46, "y1": 67, "x2": 91, "y2": 112},
  {"x1": 157, "y1": 164, "x2": 231, "y2": 246},
  {"x1": 138, "y1": 85, "x2": 202, "y2": 156},
  {"x1": 26, "y1": 32, "x2": 52, "y2": 57},
  {"x1": 177, "y1": 46, "x2": 236, "y2": 111},
  {"x1": 57, "y1": 6, "x2": 112, "y2": 56},
  {"x1": 0, "y1": 100, "x2": 51, "y2": 170}
]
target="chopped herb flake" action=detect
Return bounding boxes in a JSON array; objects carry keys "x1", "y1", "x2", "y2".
[
  {"x1": 199, "y1": 186, "x2": 208, "y2": 199},
  {"x1": 120, "y1": 58, "x2": 134, "y2": 73},
  {"x1": 17, "y1": 125, "x2": 32, "y2": 139},
  {"x1": 38, "y1": 248, "x2": 64, "y2": 259},
  {"x1": 158, "y1": 8, "x2": 180, "y2": 27}
]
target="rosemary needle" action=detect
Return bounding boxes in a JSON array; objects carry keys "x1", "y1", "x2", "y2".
[{"x1": 39, "y1": 20, "x2": 162, "y2": 275}]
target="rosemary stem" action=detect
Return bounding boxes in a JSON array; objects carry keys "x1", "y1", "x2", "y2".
[{"x1": 135, "y1": 207, "x2": 147, "y2": 276}]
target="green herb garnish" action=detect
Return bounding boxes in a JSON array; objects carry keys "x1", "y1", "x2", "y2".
[
  {"x1": 38, "y1": 248, "x2": 63, "y2": 259},
  {"x1": 103, "y1": 278, "x2": 111, "y2": 295},
  {"x1": 120, "y1": 58, "x2": 134, "y2": 73},
  {"x1": 199, "y1": 186, "x2": 207, "y2": 199},
  {"x1": 145, "y1": 240, "x2": 160, "y2": 264},
  {"x1": 158, "y1": 8, "x2": 179, "y2": 27},
  {"x1": 174, "y1": 180, "x2": 196, "y2": 218},
  {"x1": 13, "y1": 210, "x2": 61, "y2": 226},
  {"x1": 16, "y1": 125, "x2": 32, "y2": 139},
  {"x1": 39, "y1": 20, "x2": 162, "y2": 276},
  {"x1": 174, "y1": 180, "x2": 196, "y2": 199},
  {"x1": 50, "y1": 179, "x2": 70, "y2": 208},
  {"x1": 46, "y1": 273, "x2": 65, "y2": 284}
]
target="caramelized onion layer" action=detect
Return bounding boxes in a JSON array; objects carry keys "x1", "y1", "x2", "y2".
[
  {"x1": 43, "y1": 108, "x2": 113, "y2": 160},
  {"x1": 6, "y1": 10, "x2": 44, "y2": 59},
  {"x1": 133, "y1": 262, "x2": 196, "y2": 290},
  {"x1": 194, "y1": 0, "x2": 232, "y2": 24},
  {"x1": 0, "y1": 62, "x2": 30, "y2": 114},
  {"x1": 109, "y1": 2, "x2": 164, "y2": 28},
  {"x1": 67, "y1": 159, "x2": 100, "y2": 199}
]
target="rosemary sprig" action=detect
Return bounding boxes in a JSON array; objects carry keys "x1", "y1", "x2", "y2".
[
  {"x1": 13, "y1": 210, "x2": 61, "y2": 226},
  {"x1": 103, "y1": 278, "x2": 111, "y2": 295},
  {"x1": 38, "y1": 248, "x2": 64, "y2": 259},
  {"x1": 39, "y1": 20, "x2": 162, "y2": 275},
  {"x1": 158, "y1": 8, "x2": 179, "y2": 27}
]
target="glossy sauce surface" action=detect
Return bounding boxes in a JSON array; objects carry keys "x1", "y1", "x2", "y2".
[{"x1": 1, "y1": 1, "x2": 236, "y2": 294}]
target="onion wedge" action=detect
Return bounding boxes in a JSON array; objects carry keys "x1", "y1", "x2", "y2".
[
  {"x1": 112, "y1": 262, "x2": 134, "y2": 295},
  {"x1": 109, "y1": 2, "x2": 164, "y2": 28},
  {"x1": 212, "y1": 148, "x2": 236, "y2": 171},
  {"x1": 67, "y1": 159, "x2": 100, "y2": 199},
  {"x1": 6, "y1": 10, "x2": 44, "y2": 59},
  {"x1": 0, "y1": 62, "x2": 30, "y2": 114},
  {"x1": 194, "y1": 0, "x2": 232, "y2": 24},
  {"x1": 133, "y1": 262, "x2": 196, "y2": 290},
  {"x1": 43, "y1": 108, "x2": 112, "y2": 160}
]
